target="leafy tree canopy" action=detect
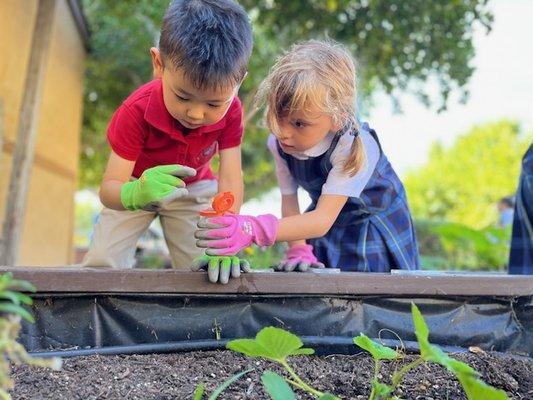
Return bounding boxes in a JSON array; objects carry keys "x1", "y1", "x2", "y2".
[{"x1": 405, "y1": 120, "x2": 532, "y2": 229}]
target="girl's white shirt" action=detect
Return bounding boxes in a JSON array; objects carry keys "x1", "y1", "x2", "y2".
[{"x1": 267, "y1": 125, "x2": 380, "y2": 198}]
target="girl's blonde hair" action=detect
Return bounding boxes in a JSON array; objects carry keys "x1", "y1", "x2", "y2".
[{"x1": 256, "y1": 40, "x2": 365, "y2": 176}]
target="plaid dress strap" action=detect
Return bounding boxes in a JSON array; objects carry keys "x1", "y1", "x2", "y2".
[
  {"x1": 276, "y1": 124, "x2": 420, "y2": 272},
  {"x1": 509, "y1": 144, "x2": 533, "y2": 274}
]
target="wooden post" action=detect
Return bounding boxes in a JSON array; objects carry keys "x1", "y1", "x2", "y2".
[{"x1": 0, "y1": 0, "x2": 57, "y2": 266}]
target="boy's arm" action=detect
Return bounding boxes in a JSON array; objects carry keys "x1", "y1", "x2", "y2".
[
  {"x1": 218, "y1": 146, "x2": 243, "y2": 212},
  {"x1": 281, "y1": 193, "x2": 306, "y2": 247},
  {"x1": 99, "y1": 151, "x2": 136, "y2": 210}
]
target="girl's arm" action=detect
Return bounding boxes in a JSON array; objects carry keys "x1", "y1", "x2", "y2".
[
  {"x1": 99, "y1": 151, "x2": 136, "y2": 210},
  {"x1": 277, "y1": 194, "x2": 348, "y2": 242},
  {"x1": 218, "y1": 146, "x2": 244, "y2": 212},
  {"x1": 281, "y1": 193, "x2": 306, "y2": 247}
]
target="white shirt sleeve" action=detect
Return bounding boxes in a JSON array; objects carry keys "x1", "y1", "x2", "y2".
[
  {"x1": 267, "y1": 134, "x2": 298, "y2": 195},
  {"x1": 321, "y1": 129, "x2": 380, "y2": 198}
]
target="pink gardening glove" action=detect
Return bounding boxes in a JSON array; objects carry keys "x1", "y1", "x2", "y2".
[
  {"x1": 276, "y1": 244, "x2": 325, "y2": 272},
  {"x1": 195, "y1": 214, "x2": 278, "y2": 256}
]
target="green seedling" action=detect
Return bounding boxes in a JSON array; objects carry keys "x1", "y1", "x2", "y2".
[
  {"x1": 352, "y1": 303, "x2": 509, "y2": 400},
  {"x1": 0, "y1": 272, "x2": 62, "y2": 400},
  {"x1": 193, "y1": 368, "x2": 252, "y2": 400},
  {"x1": 227, "y1": 327, "x2": 339, "y2": 399},
  {"x1": 0, "y1": 272, "x2": 36, "y2": 323}
]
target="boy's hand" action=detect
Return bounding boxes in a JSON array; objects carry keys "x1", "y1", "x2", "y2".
[
  {"x1": 120, "y1": 164, "x2": 196, "y2": 211},
  {"x1": 275, "y1": 244, "x2": 325, "y2": 272},
  {"x1": 191, "y1": 255, "x2": 251, "y2": 284},
  {"x1": 195, "y1": 214, "x2": 278, "y2": 256}
]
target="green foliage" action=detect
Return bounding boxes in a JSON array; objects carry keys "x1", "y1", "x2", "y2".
[
  {"x1": 353, "y1": 334, "x2": 398, "y2": 361},
  {"x1": 407, "y1": 120, "x2": 531, "y2": 270},
  {"x1": 241, "y1": 243, "x2": 287, "y2": 270},
  {"x1": 351, "y1": 304, "x2": 508, "y2": 399},
  {"x1": 0, "y1": 273, "x2": 62, "y2": 400},
  {"x1": 415, "y1": 218, "x2": 512, "y2": 270},
  {"x1": 80, "y1": 0, "x2": 493, "y2": 199},
  {"x1": 0, "y1": 273, "x2": 36, "y2": 323},
  {"x1": 192, "y1": 369, "x2": 252, "y2": 400},
  {"x1": 405, "y1": 120, "x2": 532, "y2": 229},
  {"x1": 261, "y1": 371, "x2": 296, "y2": 400},
  {"x1": 227, "y1": 327, "x2": 314, "y2": 363},
  {"x1": 208, "y1": 369, "x2": 253, "y2": 400},
  {"x1": 227, "y1": 327, "x2": 328, "y2": 398},
  {"x1": 192, "y1": 383, "x2": 205, "y2": 400},
  {"x1": 411, "y1": 303, "x2": 507, "y2": 400}
]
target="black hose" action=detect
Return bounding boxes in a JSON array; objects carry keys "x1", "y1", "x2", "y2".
[{"x1": 29, "y1": 337, "x2": 468, "y2": 358}]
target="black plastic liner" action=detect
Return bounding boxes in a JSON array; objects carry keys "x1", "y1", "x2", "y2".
[{"x1": 20, "y1": 294, "x2": 533, "y2": 357}]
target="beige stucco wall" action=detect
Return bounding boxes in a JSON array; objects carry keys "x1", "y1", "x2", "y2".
[{"x1": 0, "y1": 0, "x2": 86, "y2": 265}]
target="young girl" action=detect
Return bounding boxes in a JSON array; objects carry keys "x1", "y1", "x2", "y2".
[{"x1": 195, "y1": 40, "x2": 420, "y2": 272}]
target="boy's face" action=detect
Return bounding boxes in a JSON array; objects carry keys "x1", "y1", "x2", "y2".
[
  {"x1": 273, "y1": 104, "x2": 341, "y2": 154},
  {"x1": 151, "y1": 48, "x2": 238, "y2": 129}
]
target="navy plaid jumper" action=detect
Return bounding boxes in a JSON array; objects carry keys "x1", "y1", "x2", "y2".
[
  {"x1": 277, "y1": 123, "x2": 420, "y2": 272},
  {"x1": 509, "y1": 144, "x2": 533, "y2": 274}
]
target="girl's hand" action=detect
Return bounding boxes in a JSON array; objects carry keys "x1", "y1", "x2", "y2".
[
  {"x1": 275, "y1": 244, "x2": 325, "y2": 272},
  {"x1": 191, "y1": 255, "x2": 251, "y2": 284},
  {"x1": 195, "y1": 214, "x2": 278, "y2": 255}
]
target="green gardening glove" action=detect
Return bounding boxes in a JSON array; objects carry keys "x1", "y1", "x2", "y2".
[
  {"x1": 191, "y1": 255, "x2": 252, "y2": 284},
  {"x1": 120, "y1": 164, "x2": 197, "y2": 211}
]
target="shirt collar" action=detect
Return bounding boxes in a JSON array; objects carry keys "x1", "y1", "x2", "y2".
[
  {"x1": 289, "y1": 133, "x2": 335, "y2": 160},
  {"x1": 144, "y1": 79, "x2": 227, "y2": 140}
]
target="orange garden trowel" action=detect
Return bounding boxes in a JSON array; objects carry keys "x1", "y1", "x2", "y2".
[{"x1": 199, "y1": 191, "x2": 235, "y2": 217}]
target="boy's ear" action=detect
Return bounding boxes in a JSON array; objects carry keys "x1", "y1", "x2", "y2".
[{"x1": 150, "y1": 47, "x2": 164, "y2": 79}]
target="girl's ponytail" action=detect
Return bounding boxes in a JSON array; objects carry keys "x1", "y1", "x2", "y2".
[{"x1": 343, "y1": 132, "x2": 366, "y2": 177}]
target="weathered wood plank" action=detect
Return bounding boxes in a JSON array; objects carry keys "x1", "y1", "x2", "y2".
[{"x1": 0, "y1": 267, "x2": 531, "y2": 296}]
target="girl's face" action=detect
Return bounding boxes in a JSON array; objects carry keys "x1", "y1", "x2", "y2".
[{"x1": 274, "y1": 104, "x2": 342, "y2": 154}]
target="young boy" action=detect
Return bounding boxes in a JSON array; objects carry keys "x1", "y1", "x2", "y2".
[{"x1": 83, "y1": 0, "x2": 252, "y2": 269}]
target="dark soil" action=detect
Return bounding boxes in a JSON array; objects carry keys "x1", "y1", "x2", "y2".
[{"x1": 10, "y1": 350, "x2": 533, "y2": 400}]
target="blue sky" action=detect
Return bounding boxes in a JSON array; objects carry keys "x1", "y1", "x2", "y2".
[{"x1": 243, "y1": 0, "x2": 533, "y2": 216}]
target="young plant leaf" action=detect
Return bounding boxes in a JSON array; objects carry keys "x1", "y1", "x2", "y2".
[
  {"x1": 0, "y1": 302, "x2": 35, "y2": 323},
  {"x1": 411, "y1": 303, "x2": 508, "y2": 400},
  {"x1": 456, "y1": 372, "x2": 508, "y2": 400},
  {"x1": 9, "y1": 278, "x2": 37, "y2": 293},
  {"x1": 411, "y1": 303, "x2": 451, "y2": 364},
  {"x1": 227, "y1": 327, "x2": 314, "y2": 362},
  {"x1": 193, "y1": 383, "x2": 205, "y2": 400},
  {"x1": 318, "y1": 393, "x2": 341, "y2": 400},
  {"x1": 0, "y1": 290, "x2": 33, "y2": 305},
  {"x1": 208, "y1": 368, "x2": 253, "y2": 400},
  {"x1": 372, "y1": 379, "x2": 394, "y2": 398},
  {"x1": 261, "y1": 370, "x2": 296, "y2": 400},
  {"x1": 353, "y1": 333, "x2": 398, "y2": 360}
]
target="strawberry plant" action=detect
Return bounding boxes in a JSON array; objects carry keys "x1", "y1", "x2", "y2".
[
  {"x1": 227, "y1": 326, "x2": 339, "y2": 399},
  {"x1": 224, "y1": 304, "x2": 509, "y2": 400}
]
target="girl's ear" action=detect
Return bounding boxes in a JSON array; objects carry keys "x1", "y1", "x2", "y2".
[
  {"x1": 331, "y1": 121, "x2": 343, "y2": 133},
  {"x1": 150, "y1": 47, "x2": 164, "y2": 79}
]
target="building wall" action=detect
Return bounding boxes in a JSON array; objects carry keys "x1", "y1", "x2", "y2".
[{"x1": 0, "y1": 0, "x2": 86, "y2": 265}]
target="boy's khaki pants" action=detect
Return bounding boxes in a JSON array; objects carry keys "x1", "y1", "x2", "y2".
[{"x1": 83, "y1": 179, "x2": 217, "y2": 269}]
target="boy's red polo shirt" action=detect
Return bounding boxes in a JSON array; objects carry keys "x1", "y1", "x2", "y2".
[{"x1": 107, "y1": 79, "x2": 243, "y2": 184}]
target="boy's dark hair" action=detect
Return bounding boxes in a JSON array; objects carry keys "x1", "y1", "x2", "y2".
[{"x1": 159, "y1": 0, "x2": 252, "y2": 89}]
